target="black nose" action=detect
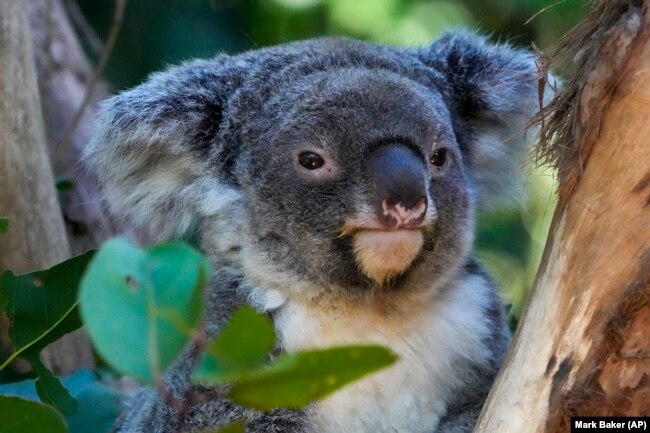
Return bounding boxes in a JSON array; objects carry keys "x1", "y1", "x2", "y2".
[{"x1": 368, "y1": 144, "x2": 428, "y2": 227}]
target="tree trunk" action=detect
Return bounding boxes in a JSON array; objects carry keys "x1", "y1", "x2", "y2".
[
  {"x1": 0, "y1": 0, "x2": 93, "y2": 374},
  {"x1": 476, "y1": 2, "x2": 650, "y2": 431},
  {"x1": 27, "y1": 0, "x2": 117, "y2": 255}
]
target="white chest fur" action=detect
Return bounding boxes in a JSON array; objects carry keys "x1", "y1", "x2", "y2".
[{"x1": 266, "y1": 275, "x2": 492, "y2": 433}]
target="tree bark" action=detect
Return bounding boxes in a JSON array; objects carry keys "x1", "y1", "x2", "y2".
[
  {"x1": 476, "y1": 2, "x2": 650, "y2": 431},
  {"x1": 27, "y1": 0, "x2": 117, "y2": 255},
  {"x1": 0, "y1": 0, "x2": 93, "y2": 374}
]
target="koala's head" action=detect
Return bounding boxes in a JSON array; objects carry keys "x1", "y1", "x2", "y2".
[{"x1": 86, "y1": 32, "x2": 542, "y2": 301}]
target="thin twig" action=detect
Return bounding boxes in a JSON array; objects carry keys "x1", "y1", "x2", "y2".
[
  {"x1": 524, "y1": 0, "x2": 568, "y2": 26},
  {"x1": 63, "y1": 0, "x2": 104, "y2": 56},
  {"x1": 159, "y1": 324, "x2": 209, "y2": 431},
  {"x1": 55, "y1": 0, "x2": 126, "y2": 153}
]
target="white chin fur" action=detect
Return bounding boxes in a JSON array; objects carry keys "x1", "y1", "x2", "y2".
[{"x1": 352, "y1": 229, "x2": 423, "y2": 283}]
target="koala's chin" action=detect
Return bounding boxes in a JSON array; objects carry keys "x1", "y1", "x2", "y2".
[{"x1": 352, "y1": 229, "x2": 424, "y2": 284}]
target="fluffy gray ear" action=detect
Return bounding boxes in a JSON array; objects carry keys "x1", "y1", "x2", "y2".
[
  {"x1": 84, "y1": 57, "x2": 246, "y2": 241},
  {"x1": 416, "y1": 31, "x2": 547, "y2": 208}
]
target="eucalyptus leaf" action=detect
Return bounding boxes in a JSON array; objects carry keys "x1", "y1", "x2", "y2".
[
  {"x1": 0, "y1": 395, "x2": 67, "y2": 433},
  {"x1": 29, "y1": 356, "x2": 77, "y2": 416},
  {"x1": 193, "y1": 307, "x2": 275, "y2": 384},
  {"x1": 0, "y1": 250, "x2": 95, "y2": 371},
  {"x1": 0, "y1": 369, "x2": 95, "y2": 401},
  {"x1": 230, "y1": 345, "x2": 397, "y2": 410},
  {"x1": 0, "y1": 371, "x2": 121, "y2": 433},
  {"x1": 79, "y1": 238, "x2": 210, "y2": 383},
  {"x1": 65, "y1": 382, "x2": 125, "y2": 433},
  {"x1": 0, "y1": 378, "x2": 37, "y2": 400}
]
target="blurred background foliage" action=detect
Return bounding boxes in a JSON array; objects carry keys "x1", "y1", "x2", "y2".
[{"x1": 74, "y1": 0, "x2": 586, "y2": 325}]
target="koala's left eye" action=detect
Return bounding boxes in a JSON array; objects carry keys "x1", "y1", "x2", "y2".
[
  {"x1": 298, "y1": 151, "x2": 325, "y2": 170},
  {"x1": 429, "y1": 149, "x2": 448, "y2": 167}
]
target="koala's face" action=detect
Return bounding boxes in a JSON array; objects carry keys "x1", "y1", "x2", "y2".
[
  {"x1": 233, "y1": 69, "x2": 471, "y2": 292},
  {"x1": 87, "y1": 34, "x2": 539, "y2": 300}
]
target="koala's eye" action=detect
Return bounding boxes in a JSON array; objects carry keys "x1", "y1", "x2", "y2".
[
  {"x1": 298, "y1": 151, "x2": 325, "y2": 170},
  {"x1": 429, "y1": 148, "x2": 448, "y2": 167}
]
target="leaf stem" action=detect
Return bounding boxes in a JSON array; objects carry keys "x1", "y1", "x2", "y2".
[
  {"x1": 146, "y1": 277, "x2": 160, "y2": 381},
  {"x1": 0, "y1": 301, "x2": 79, "y2": 371}
]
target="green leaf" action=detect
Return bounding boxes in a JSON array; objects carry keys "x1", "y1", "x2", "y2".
[
  {"x1": 0, "y1": 370, "x2": 120, "y2": 433},
  {"x1": 0, "y1": 217, "x2": 8, "y2": 234},
  {"x1": 0, "y1": 250, "x2": 95, "y2": 371},
  {"x1": 29, "y1": 356, "x2": 77, "y2": 416},
  {"x1": 65, "y1": 382, "x2": 125, "y2": 433},
  {"x1": 79, "y1": 238, "x2": 211, "y2": 383},
  {"x1": 0, "y1": 286, "x2": 6, "y2": 312},
  {"x1": 193, "y1": 307, "x2": 275, "y2": 384},
  {"x1": 230, "y1": 345, "x2": 397, "y2": 410},
  {"x1": 0, "y1": 395, "x2": 67, "y2": 433},
  {"x1": 0, "y1": 368, "x2": 95, "y2": 401},
  {"x1": 0, "y1": 256, "x2": 81, "y2": 415}
]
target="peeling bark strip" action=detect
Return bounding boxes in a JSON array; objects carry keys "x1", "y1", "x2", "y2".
[
  {"x1": 476, "y1": 2, "x2": 650, "y2": 432},
  {"x1": 0, "y1": 0, "x2": 93, "y2": 374},
  {"x1": 534, "y1": 0, "x2": 645, "y2": 201}
]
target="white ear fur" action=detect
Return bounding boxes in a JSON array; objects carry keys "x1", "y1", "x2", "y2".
[
  {"x1": 420, "y1": 30, "x2": 557, "y2": 209},
  {"x1": 469, "y1": 117, "x2": 532, "y2": 209},
  {"x1": 469, "y1": 73, "x2": 559, "y2": 209},
  {"x1": 86, "y1": 129, "x2": 205, "y2": 241},
  {"x1": 84, "y1": 58, "x2": 243, "y2": 242}
]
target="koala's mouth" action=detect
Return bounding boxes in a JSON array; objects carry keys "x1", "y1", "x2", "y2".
[{"x1": 351, "y1": 228, "x2": 424, "y2": 284}]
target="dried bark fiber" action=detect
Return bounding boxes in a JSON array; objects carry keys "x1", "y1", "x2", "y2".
[{"x1": 534, "y1": 0, "x2": 645, "y2": 201}]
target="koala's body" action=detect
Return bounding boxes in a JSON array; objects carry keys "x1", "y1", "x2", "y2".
[{"x1": 86, "y1": 31, "x2": 542, "y2": 433}]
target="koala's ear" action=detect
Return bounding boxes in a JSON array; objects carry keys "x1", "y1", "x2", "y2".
[
  {"x1": 415, "y1": 31, "x2": 547, "y2": 207},
  {"x1": 84, "y1": 58, "x2": 246, "y2": 241}
]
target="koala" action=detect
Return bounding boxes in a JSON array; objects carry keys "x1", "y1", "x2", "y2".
[{"x1": 85, "y1": 30, "x2": 543, "y2": 433}]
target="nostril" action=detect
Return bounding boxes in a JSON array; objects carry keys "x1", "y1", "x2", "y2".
[
  {"x1": 410, "y1": 197, "x2": 427, "y2": 219},
  {"x1": 381, "y1": 196, "x2": 427, "y2": 227},
  {"x1": 384, "y1": 198, "x2": 397, "y2": 211}
]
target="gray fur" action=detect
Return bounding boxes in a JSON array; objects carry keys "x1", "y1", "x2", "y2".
[{"x1": 86, "y1": 31, "x2": 543, "y2": 433}]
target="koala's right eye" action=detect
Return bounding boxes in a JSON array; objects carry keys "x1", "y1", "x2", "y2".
[
  {"x1": 429, "y1": 148, "x2": 448, "y2": 167},
  {"x1": 298, "y1": 151, "x2": 325, "y2": 170}
]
